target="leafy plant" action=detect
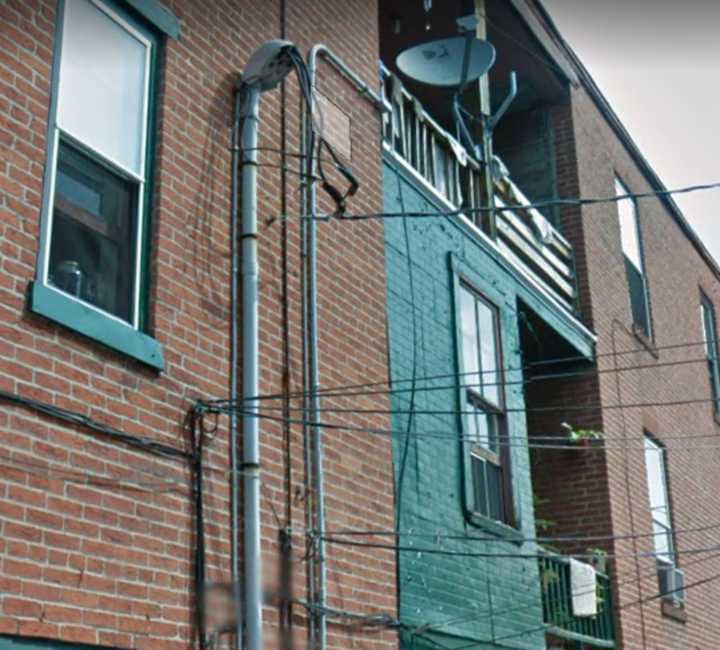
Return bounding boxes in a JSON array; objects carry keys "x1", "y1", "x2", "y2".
[{"x1": 561, "y1": 422, "x2": 605, "y2": 442}]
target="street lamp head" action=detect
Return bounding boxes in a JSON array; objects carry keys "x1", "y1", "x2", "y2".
[{"x1": 242, "y1": 40, "x2": 296, "y2": 91}]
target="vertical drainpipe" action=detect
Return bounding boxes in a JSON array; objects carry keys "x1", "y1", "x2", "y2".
[
  {"x1": 230, "y1": 88, "x2": 243, "y2": 650},
  {"x1": 239, "y1": 85, "x2": 264, "y2": 650},
  {"x1": 305, "y1": 46, "x2": 328, "y2": 650}
]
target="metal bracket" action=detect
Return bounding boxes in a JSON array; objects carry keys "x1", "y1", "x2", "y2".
[{"x1": 487, "y1": 71, "x2": 517, "y2": 133}]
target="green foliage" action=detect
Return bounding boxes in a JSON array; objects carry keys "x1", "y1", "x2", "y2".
[{"x1": 561, "y1": 422, "x2": 605, "y2": 442}]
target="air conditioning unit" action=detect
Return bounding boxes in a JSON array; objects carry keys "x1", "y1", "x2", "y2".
[{"x1": 658, "y1": 563, "x2": 685, "y2": 606}]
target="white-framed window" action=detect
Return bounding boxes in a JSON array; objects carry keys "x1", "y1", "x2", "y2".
[
  {"x1": 643, "y1": 435, "x2": 674, "y2": 568},
  {"x1": 615, "y1": 177, "x2": 652, "y2": 337},
  {"x1": 37, "y1": 0, "x2": 156, "y2": 327},
  {"x1": 458, "y1": 283, "x2": 510, "y2": 523}
]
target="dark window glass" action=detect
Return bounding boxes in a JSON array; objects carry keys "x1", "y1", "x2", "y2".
[
  {"x1": 701, "y1": 295, "x2": 720, "y2": 414},
  {"x1": 48, "y1": 141, "x2": 137, "y2": 322}
]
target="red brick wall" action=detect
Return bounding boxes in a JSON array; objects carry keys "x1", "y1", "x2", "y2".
[
  {"x1": 538, "y1": 76, "x2": 720, "y2": 648},
  {"x1": 0, "y1": 1, "x2": 396, "y2": 649}
]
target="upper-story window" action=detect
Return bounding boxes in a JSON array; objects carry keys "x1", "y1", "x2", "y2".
[
  {"x1": 29, "y1": 0, "x2": 168, "y2": 369},
  {"x1": 615, "y1": 177, "x2": 652, "y2": 337},
  {"x1": 643, "y1": 434, "x2": 686, "y2": 605},
  {"x1": 700, "y1": 293, "x2": 720, "y2": 415},
  {"x1": 644, "y1": 435, "x2": 674, "y2": 567},
  {"x1": 39, "y1": 0, "x2": 157, "y2": 327},
  {"x1": 458, "y1": 283, "x2": 511, "y2": 523}
]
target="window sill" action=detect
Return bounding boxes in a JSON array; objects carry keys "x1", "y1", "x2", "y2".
[
  {"x1": 661, "y1": 599, "x2": 687, "y2": 623},
  {"x1": 465, "y1": 509, "x2": 523, "y2": 544},
  {"x1": 28, "y1": 282, "x2": 164, "y2": 371}
]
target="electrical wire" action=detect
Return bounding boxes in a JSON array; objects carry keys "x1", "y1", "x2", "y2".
[
  {"x1": 308, "y1": 520, "x2": 720, "y2": 547},
  {"x1": 319, "y1": 536, "x2": 720, "y2": 561},
  {"x1": 0, "y1": 389, "x2": 192, "y2": 462},
  {"x1": 211, "y1": 394, "x2": 720, "y2": 418},
  {"x1": 200, "y1": 407, "x2": 720, "y2": 452},
  {"x1": 222, "y1": 338, "x2": 711, "y2": 404},
  {"x1": 395, "y1": 163, "x2": 420, "y2": 535},
  {"x1": 213, "y1": 355, "x2": 710, "y2": 405},
  {"x1": 276, "y1": 180, "x2": 720, "y2": 221}
]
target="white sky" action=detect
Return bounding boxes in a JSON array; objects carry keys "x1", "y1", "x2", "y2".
[{"x1": 541, "y1": 0, "x2": 720, "y2": 263}]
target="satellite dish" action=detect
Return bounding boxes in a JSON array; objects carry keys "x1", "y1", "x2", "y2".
[{"x1": 396, "y1": 36, "x2": 496, "y2": 88}]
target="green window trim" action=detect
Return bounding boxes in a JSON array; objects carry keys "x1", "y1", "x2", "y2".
[
  {"x1": 0, "y1": 635, "x2": 102, "y2": 649},
  {"x1": 29, "y1": 282, "x2": 164, "y2": 370},
  {"x1": 449, "y1": 253, "x2": 522, "y2": 540},
  {"x1": 31, "y1": 0, "x2": 166, "y2": 369},
  {"x1": 123, "y1": 0, "x2": 181, "y2": 38},
  {"x1": 700, "y1": 291, "x2": 720, "y2": 417}
]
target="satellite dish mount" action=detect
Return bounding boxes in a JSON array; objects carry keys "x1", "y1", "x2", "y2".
[{"x1": 395, "y1": 15, "x2": 518, "y2": 162}]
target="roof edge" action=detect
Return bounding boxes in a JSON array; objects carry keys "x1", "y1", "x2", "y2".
[{"x1": 529, "y1": 0, "x2": 720, "y2": 280}]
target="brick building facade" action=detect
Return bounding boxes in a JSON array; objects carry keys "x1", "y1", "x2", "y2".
[
  {"x1": 0, "y1": 0, "x2": 395, "y2": 649},
  {"x1": 2, "y1": 1, "x2": 720, "y2": 649},
  {"x1": 526, "y1": 4, "x2": 720, "y2": 649}
]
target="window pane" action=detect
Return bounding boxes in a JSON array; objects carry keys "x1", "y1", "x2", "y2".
[
  {"x1": 653, "y1": 521, "x2": 674, "y2": 563},
  {"x1": 475, "y1": 407, "x2": 490, "y2": 451},
  {"x1": 626, "y1": 258, "x2": 650, "y2": 334},
  {"x1": 460, "y1": 287, "x2": 480, "y2": 390},
  {"x1": 477, "y1": 300, "x2": 500, "y2": 406},
  {"x1": 615, "y1": 178, "x2": 643, "y2": 272},
  {"x1": 486, "y1": 463, "x2": 503, "y2": 522},
  {"x1": 472, "y1": 457, "x2": 489, "y2": 517},
  {"x1": 49, "y1": 142, "x2": 137, "y2": 322},
  {"x1": 702, "y1": 300, "x2": 717, "y2": 358},
  {"x1": 58, "y1": 0, "x2": 148, "y2": 174},
  {"x1": 644, "y1": 436, "x2": 674, "y2": 564},
  {"x1": 644, "y1": 437, "x2": 666, "y2": 512}
]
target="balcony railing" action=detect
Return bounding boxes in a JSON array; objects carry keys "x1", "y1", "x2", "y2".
[
  {"x1": 538, "y1": 553, "x2": 615, "y2": 648},
  {"x1": 380, "y1": 64, "x2": 577, "y2": 313}
]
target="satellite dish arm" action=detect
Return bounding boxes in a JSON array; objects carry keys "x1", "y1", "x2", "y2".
[
  {"x1": 453, "y1": 95, "x2": 483, "y2": 160},
  {"x1": 453, "y1": 27, "x2": 484, "y2": 160},
  {"x1": 487, "y1": 71, "x2": 517, "y2": 133}
]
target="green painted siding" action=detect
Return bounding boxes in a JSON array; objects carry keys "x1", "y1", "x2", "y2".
[{"x1": 383, "y1": 157, "x2": 591, "y2": 649}]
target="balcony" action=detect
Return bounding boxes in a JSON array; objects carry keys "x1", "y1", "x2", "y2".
[
  {"x1": 538, "y1": 553, "x2": 615, "y2": 648},
  {"x1": 380, "y1": 64, "x2": 577, "y2": 314}
]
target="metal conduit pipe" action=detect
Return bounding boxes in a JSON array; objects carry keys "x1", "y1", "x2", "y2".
[{"x1": 302, "y1": 44, "x2": 386, "y2": 650}]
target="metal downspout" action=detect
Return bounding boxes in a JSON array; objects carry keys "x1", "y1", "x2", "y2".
[
  {"x1": 239, "y1": 85, "x2": 263, "y2": 650},
  {"x1": 230, "y1": 88, "x2": 243, "y2": 650}
]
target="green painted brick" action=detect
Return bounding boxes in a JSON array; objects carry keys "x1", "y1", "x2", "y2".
[{"x1": 383, "y1": 158, "x2": 593, "y2": 649}]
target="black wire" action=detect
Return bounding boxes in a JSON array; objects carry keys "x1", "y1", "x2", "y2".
[
  {"x1": 211, "y1": 394, "x2": 720, "y2": 417},
  {"x1": 320, "y1": 536, "x2": 720, "y2": 561},
  {"x1": 191, "y1": 406, "x2": 208, "y2": 650},
  {"x1": 395, "y1": 165, "x2": 418, "y2": 535},
  {"x1": 316, "y1": 519, "x2": 720, "y2": 547},
  {"x1": 200, "y1": 406, "x2": 720, "y2": 452},
  {"x1": 218, "y1": 354, "x2": 708, "y2": 405},
  {"x1": 289, "y1": 181, "x2": 720, "y2": 220},
  {"x1": 0, "y1": 389, "x2": 191, "y2": 461},
  {"x1": 219, "y1": 338, "x2": 710, "y2": 404}
]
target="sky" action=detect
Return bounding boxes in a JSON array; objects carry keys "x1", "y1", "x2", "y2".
[{"x1": 541, "y1": 0, "x2": 720, "y2": 262}]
